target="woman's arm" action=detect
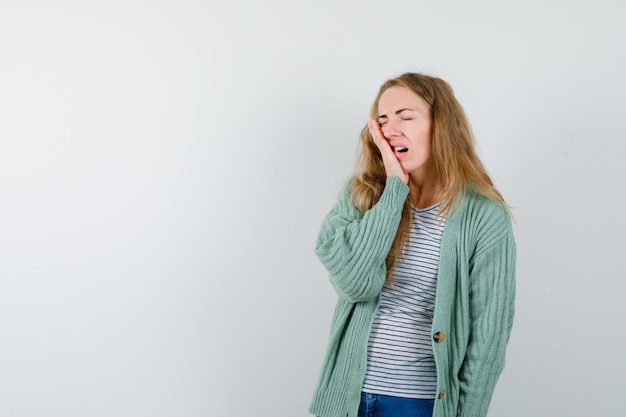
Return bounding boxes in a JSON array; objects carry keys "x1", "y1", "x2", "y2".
[
  {"x1": 457, "y1": 217, "x2": 516, "y2": 417},
  {"x1": 315, "y1": 176, "x2": 409, "y2": 302}
]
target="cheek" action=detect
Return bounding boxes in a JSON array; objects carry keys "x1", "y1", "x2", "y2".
[{"x1": 411, "y1": 133, "x2": 432, "y2": 149}]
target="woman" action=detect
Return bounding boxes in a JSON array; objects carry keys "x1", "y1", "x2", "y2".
[{"x1": 309, "y1": 73, "x2": 516, "y2": 417}]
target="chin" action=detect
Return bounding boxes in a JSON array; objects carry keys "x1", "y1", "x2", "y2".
[
  {"x1": 402, "y1": 159, "x2": 430, "y2": 173},
  {"x1": 400, "y1": 162, "x2": 420, "y2": 173}
]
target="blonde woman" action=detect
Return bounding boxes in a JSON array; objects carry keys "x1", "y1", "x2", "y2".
[{"x1": 310, "y1": 73, "x2": 516, "y2": 417}]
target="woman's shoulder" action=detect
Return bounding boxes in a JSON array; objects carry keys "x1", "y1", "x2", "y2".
[
  {"x1": 461, "y1": 187, "x2": 510, "y2": 219},
  {"x1": 453, "y1": 187, "x2": 513, "y2": 242},
  {"x1": 443, "y1": 188, "x2": 514, "y2": 257}
]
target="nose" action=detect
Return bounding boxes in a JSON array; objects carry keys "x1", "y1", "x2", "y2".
[{"x1": 381, "y1": 119, "x2": 401, "y2": 138}]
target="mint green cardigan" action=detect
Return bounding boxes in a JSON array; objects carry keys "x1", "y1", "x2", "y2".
[{"x1": 309, "y1": 176, "x2": 516, "y2": 417}]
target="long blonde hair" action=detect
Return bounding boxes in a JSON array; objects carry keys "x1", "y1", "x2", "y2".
[{"x1": 350, "y1": 73, "x2": 507, "y2": 282}]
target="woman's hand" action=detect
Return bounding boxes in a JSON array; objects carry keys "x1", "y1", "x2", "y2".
[{"x1": 368, "y1": 117, "x2": 409, "y2": 184}]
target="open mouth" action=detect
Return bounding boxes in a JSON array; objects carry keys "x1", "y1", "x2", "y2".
[{"x1": 393, "y1": 146, "x2": 409, "y2": 153}]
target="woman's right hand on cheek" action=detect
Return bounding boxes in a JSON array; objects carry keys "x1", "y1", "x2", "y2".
[{"x1": 368, "y1": 118, "x2": 409, "y2": 184}]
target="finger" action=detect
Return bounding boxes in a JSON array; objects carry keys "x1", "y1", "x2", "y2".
[
  {"x1": 368, "y1": 118, "x2": 390, "y2": 153},
  {"x1": 367, "y1": 118, "x2": 408, "y2": 183},
  {"x1": 367, "y1": 117, "x2": 383, "y2": 144},
  {"x1": 369, "y1": 119, "x2": 395, "y2": 162}
]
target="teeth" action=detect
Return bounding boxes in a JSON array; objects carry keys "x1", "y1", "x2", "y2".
[{"x1": 395, "y1": 146, "x2": 408, "y2": 153}]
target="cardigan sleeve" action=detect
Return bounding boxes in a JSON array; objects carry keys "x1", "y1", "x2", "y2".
[
  {"x1": 315, "y1": 176, "x2": 409, "y2": 302},
  {"x1": 457, "y1": 213, "x2": 516, "y2": 417}
]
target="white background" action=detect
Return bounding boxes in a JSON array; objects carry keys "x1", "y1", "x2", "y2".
[{"x1": 1, "y1": 1, "x2": 625, "y2": 416}]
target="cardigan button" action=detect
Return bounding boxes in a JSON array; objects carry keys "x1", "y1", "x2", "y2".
[
  {"x1": 438, "y1": 389, "x2": 446, "y2": 399},
  {"x1": 433, "y1": 331, "x2": 446, "y2": 343}
]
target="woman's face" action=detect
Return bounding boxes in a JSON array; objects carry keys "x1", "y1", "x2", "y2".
[{"x1": 377, "y1": 86, "x2": 433, "y2": 178}]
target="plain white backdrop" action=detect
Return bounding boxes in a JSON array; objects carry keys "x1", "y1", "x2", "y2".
[{"x1": 1, "y1": 1, "x2": 625, "y2": 416}]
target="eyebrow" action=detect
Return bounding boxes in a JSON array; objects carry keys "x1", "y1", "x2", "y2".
[{"x1": 377, "y1": 108, "x2": 417, "y2": 120}]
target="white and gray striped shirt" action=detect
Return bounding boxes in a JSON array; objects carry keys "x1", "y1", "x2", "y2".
[{"x1": 362, "y1": 203, "x2": 445, "y2": 399}]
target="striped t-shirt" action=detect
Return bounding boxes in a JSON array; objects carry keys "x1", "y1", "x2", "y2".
[{"x1": 362, "y1": 203, "x2": 445, "y2": 399}]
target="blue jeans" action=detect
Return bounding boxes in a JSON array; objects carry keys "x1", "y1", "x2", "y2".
[{"x1": 357, "y1": 392, "x2": 434, "y2": 417}]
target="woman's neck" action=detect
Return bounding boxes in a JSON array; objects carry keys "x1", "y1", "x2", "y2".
[{"x1": 408, "y1": 170, "x2": 440, "y2": 209}]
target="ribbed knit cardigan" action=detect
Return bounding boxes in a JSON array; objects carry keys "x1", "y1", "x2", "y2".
[{"x1": 309, "y1": 176, "x2": 516, "y2": 417}]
